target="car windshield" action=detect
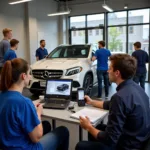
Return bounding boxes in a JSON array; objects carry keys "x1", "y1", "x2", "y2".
[{"x1": 47, "y1": 45, "x2": 90, "y2": 58}]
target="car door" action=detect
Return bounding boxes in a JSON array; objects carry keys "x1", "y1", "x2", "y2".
[{"x1": 90, "y1": 44, "x2": 98, "y2": 84}]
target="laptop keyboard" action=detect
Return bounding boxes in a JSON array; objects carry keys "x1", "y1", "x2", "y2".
[{"x1": 45, "y1": 99, "x2": 68, "y2": 104}]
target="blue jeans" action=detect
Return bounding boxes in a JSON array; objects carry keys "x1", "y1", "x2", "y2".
[
  {"x1": 133, "y1": 73, "x2": 146, "y2": 90},
  {"x1": 40, "y1": 126, "x2": 69, "y2": 150},
  {"x1": 97, "y1": 70, "x2": 109, "y2": 97}
]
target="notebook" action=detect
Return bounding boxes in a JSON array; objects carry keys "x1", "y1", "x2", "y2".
[{"x1": 70, "y1": 107, "x2": 108, "y2": 124}]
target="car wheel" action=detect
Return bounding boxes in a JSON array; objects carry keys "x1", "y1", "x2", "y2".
[
  {"x1": 83, "y1": 74, "x2": 93, "y2": 96},
  {"x1": 29, "y1": 89, "x2": 42, "y2": 95}
]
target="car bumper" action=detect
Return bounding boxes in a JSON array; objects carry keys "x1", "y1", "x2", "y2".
[{"x1": 27, "y1": 74, "x2": 83, "y2": 92}]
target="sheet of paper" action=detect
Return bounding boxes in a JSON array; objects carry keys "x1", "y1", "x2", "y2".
[{"x1": 71, "y1": 107, "x2": 108, "y2": 124}]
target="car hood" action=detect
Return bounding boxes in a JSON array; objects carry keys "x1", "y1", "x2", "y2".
[{"x1": 31, "y1": 58, "x2": 88, "y2": 70}]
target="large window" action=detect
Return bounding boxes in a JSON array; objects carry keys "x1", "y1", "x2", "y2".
[
  {"x1": 128, "y1": 25, "x2": 149, "y2": 81},
  {"x1": 108, "y1": 11, "x2": 127, "y2": 26},
  {"x1": 128, "y1": 9, "x2": 149, "y2": 24},
  {"x1": 70, "y1": 16, "x2": 86, "y2": 28},
  {"x1": 108, "y1": 26, "x2": 126, "y2": 53},
  {"x1": 71, "y1": 30, "x2": 85, "y2": 44},
  {"x1": 88, "y1": 29, "x2": 103, "y2": 44},
  {"x1": 87, "y1": 14, "x2": 104, "y2": 27},
  {"x1": 128, "y1": 25, "x2": 149, "y2": 55},
  {"x1": 69, "y1": 14, "x2": 105, "y2": 44},
  {"x1": 69, "y1": 8, "x2": 150, "y2": 81}
]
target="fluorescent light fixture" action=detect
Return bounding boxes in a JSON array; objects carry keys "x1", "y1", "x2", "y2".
[
  {"x1": 9, "y1": 0, "x2": 32, "y2": 5},
  {"x1": 102, "y1": 4, "x2": 113, "y2": 12},
  {"x1": 124, "y1": 5, "x2": 128, "y2": 9},
  {"x1": 47, "y1": 10, "x2": 70, "y2": 17}
]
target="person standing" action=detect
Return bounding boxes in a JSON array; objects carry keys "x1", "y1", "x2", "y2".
[
  {"x1": 4, "y1": 39, "x2": 19, "y2": 62},
  {"x1": 0, "y1": 28, "x2": 12, "y2": 72},
  {"x1": 36, "y1": 40, "x2": 48, "y2": 61},
  {"x1": 92, "y1": 41, "x2": 111, "y2": 99},
  {"x1": 132, "y1": 42, "x2": 149, "y2": 90}
]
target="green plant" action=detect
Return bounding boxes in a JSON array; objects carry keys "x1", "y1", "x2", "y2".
[{"x1": 108, "y1": 27, "x2": 122, "y2": 52}]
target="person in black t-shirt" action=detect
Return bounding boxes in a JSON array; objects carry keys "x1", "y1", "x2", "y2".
[{"x1": 132, "y1": 42, "x2": 149, "y2": 90}]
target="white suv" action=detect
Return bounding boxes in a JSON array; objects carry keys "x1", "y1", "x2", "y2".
[{"x1": 28, "y1": 44, "x2": 98, "y2": 95}]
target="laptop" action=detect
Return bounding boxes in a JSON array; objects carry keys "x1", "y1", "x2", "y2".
[{"x1": 43, "y1": 79, "x2": 73, "y2": 109}]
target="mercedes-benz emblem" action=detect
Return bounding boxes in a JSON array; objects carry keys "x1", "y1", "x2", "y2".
[{"x1": 42, "y1": 71, "x2": 49, "y2": 79}]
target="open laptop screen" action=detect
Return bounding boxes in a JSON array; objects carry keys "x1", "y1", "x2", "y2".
[{"x1": 46, "y1": 79, "x2": 72, "y2": 97}]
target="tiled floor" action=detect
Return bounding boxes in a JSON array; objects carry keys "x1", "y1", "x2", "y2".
[{"x1": 23, "y1": 83, "x2": 150, "y2": 150}]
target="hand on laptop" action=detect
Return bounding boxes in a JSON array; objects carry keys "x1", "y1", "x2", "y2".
[{"x1": 84, "y1": 95, "x2": 93, "y2": 105}]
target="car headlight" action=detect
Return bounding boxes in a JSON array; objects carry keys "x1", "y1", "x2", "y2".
[{"x1": 66, "y1": 67, "x2": 83, "y2": 76}]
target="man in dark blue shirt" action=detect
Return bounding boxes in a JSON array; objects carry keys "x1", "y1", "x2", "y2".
[
  {"x1": 132, "y1": 42, "x2": 149, "y2": 90},
  {"x1": 92, "y1": 41, "x2": 111, "y2": 99},
  {"x1": 76, "y1": 54, "x2": 150, "y2": 150},
  {"x1": 4, "y1": 39, "x2": 18, "y2": 62},
  {"x1": 36, "y1": 40, "x2": 48, "y2": 61}
]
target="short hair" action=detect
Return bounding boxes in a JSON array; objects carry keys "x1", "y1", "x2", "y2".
[
  {"x1": 40, "y1": 40, "x2": 45, "y2": 44},
  {"x1": 10, "y1": 39, "x2": 19, "y2": 47},
  {"x1": 98, "y1": 41, "x2": 105, "y2": 47},
  {"x1": 3, "y1": 28, "x2": 12, "y2": 36},
  {"x1": 134, "y1": 42, "x2": 141, "y2": 49},
  {"x1": 109, "y1": 54, "x2": 137, "y2": 80}
]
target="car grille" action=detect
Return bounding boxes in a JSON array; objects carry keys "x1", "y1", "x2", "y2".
[{"x1": 32, "y1": 70, "x2": 63, "y2": 80}]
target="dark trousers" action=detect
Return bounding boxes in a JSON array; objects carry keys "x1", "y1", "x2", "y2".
[
  {"x1": 41, "y1": 121, "x2": 69, "y2": 150},
  {"x1": 76, "y1": 124, "x2": 116, "y2": 150},
  {"x1": 133, "y1": 73, "x2": 146, "y2": 90},
  {"x1": 0, "y1": 67, "x2": 2, "y2": 73},
  {"x1": 97, "y1": 70, "x2": 109, "y2": 97}
]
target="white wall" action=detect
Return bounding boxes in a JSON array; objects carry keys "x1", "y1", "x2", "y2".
[
  {"x1": 36, "y1": 0, "x2": 59, "y2": 56},
  {"x1": 0, "y1": 0, "x2": 59, "y2": 64},
  {"x1": 27, "y1": 0, "x2": 59, "y2": 64},
  {"x1": 0, "y1": 0, "x2": 28, "y2": 61}
]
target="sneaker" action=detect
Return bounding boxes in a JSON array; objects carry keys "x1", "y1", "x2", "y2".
[
  {"x1": 105, "y1": 97, "x2": 109, "y2": 99},
  {"x1": 97, "y1": 97, "x2": 103, "y2": 100}
]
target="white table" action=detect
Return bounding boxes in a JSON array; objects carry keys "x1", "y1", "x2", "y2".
[{"x1": 33, "y1": 100, "x2": 108, "y2": 141}]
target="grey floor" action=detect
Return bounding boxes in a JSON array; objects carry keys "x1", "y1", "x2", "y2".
[{"x1": 23, "y1": 83, "x2": 150, "y2": 150}]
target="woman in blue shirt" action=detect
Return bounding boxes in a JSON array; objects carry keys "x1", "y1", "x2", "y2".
[{"x1": 0, "y1": 58, "x2": 69, "y2": 150}]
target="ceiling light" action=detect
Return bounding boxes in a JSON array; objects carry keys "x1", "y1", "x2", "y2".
[
  {"x1": 124, "y1": 5, "x2": 128, "y2": 9},
  {"x1": 9, "y1": 0, "x2": 32, "y2": 5},
  {"x1": 47, "y1": 10, "x2": 71, "y2": 17},
  {"x1": 102, "y1": 4, "x2": 113, "y2": 12}
]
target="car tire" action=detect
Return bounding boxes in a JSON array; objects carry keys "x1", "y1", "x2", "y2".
[
  {"x1": 83, "y1": 74, "x2": 93, "y2": 96},
  {"x1": 29, "y1": 89, "x2": 42, "y2": 95}
]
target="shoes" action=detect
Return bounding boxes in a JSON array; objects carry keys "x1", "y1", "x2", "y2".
[
  {"x1": 105, "y1": 97, "x2": 109, "y2": 100},
  {"x1": 97, "y1": 97, "x2": 103, "y2": 100}
]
